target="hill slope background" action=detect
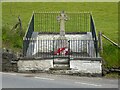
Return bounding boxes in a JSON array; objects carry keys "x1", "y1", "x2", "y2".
[{"x1": 2, "y1": 2, "x2": 119, "y2": 68}]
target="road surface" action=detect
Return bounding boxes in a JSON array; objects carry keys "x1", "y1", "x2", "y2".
[{"x1": 1, "y1": 72, "x2": 118, "y2": 88}]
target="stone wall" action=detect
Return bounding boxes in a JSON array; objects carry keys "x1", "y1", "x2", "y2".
[
  {"x1": 17, "y1": 59, "x2": 102, "y2": 75},
  {"x1": 2, "y1": 51, "x2": 18, "y2": 72},
  {"x1": 17, "y1": 60, "x2": 53, "y2": 72},
  {"x1": 70, "y1": 60, "x2": 102, "y2": 74}
]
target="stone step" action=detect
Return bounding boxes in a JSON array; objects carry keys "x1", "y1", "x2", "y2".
[
  {"x1": 54, "y1": 59, "x2": 69, "y2": 64},
  {"x1": 54, "y1": 64, "x2": 69, "y2": 67},
  {"x1": 51, "y1": 67, "x2": 70, "y2": 70},
  {"x1": 53, "y1": 64, "x2": 70, "y2": 70}
]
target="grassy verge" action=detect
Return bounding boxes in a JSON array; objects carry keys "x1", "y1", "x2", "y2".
[{"x1": 104, "y1": 73, "x2": 119, "y2": 79}]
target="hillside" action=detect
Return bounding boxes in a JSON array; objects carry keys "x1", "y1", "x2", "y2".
[{"x1": 2, "y1": 2, "x2": 119, "y2": 68}]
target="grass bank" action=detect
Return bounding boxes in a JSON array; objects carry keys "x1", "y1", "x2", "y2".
[{"x1": 2, "y1": 2, "x2": 119, "y2": 68}]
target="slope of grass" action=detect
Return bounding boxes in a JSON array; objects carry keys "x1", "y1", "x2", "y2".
[{"x1": 2, "y1": 2, "x2": 119, "y2": 68}]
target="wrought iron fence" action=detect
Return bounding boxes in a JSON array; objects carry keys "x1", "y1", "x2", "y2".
[
  {"x1": 24, "y1": 38, "x2": 96, "y2": 59},
  {"x1": 90, "y1": 14, "x2": 98, "y2": 57},
  {"x1": 23, "y1": 14, "x2": 34, "y2": 56},
  {"x1": 23, "y1": 11, "x2": 98, "y2": 57},
  {"x1": 34, "y1": 12, "x2": 90, "y2": 33}
]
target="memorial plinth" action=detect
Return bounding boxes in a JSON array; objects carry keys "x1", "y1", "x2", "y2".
[{"x1": 54, "y1": 11, "x2": 69, "y2": 55}]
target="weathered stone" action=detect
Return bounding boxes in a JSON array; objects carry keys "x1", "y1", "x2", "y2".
[
  {"x1": 57, "y1": 11, "x2": 67, "y2": 36},
  {"x1": 2, "y1": 49, "x2": 18, "y2": 72},
  {"x1": 70, "y1": 60, "x2": 102, "y2": 74},
  {"x1": 17, "y1": 60, "x2": 53, "y2": 72}
]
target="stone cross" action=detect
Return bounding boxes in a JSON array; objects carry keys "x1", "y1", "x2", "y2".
[{"x1": 57, "y1": 11, "x2": 68, "y2": 36}]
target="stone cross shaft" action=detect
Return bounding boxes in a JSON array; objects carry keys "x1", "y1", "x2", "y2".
[{"x1": 57, "y1": 11, "x2": 68, "y2": 36}]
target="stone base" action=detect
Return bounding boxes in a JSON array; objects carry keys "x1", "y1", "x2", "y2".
[
  {"x1": 17, "y1": 60, "x2": 53, "y2": 72},
  {"x1": 70, "y1": 60, "x2": 102, "y2": 74},
  {"x1": 17, "y1": 59, "x2": 102, "y2": 76}
]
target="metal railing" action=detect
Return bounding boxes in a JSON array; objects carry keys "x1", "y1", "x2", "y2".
[
  {"x1": 24, "y1": 38, "x2": 96, "y2": 59},
  {"x1": 23, "y1": 14, "x2": 34, "y2": 56},
  {"x1": 90, "y1": 14, "x2": 98, "y2": 57},
  {"x1": 34, "y1": 12, "x2": 90, "y2": 33},
  {"x1": 23, "y1": 11, "x2": 98, "y2": 57}
]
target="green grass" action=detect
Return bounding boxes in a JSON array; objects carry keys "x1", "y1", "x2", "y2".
[
  {"x1": 105, "y1": 73, "x2": 119, "y2": 79},
  {"x1": 34, "y1": 12, "x2": 90, "y2": 32},
  {"x1": 2, "y1": 2, "x2": 119, "y2": 68}
]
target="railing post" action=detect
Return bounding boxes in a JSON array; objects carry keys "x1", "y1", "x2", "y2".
[
  {"x1": 90, "y1": 14, "x2": 98, "y2": 57},
  {"x1": 68, "y1": 40, "x2": 70, "y2": 60},
  {"x1": 23, "y1": 38, "x2": 25, "y2": 57},
  {"x1": 95, "y1": 39, "x2": 98, "y2": 57},
  {"x1": 98, "y1": 31, "x2": 103, "y2": 53},
  {"x1": 23, "y1": 13, "x2": 34, "y2": 57},
  {"x1": 53, "y1": 39, "x2": 55, "y2": 63}
]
